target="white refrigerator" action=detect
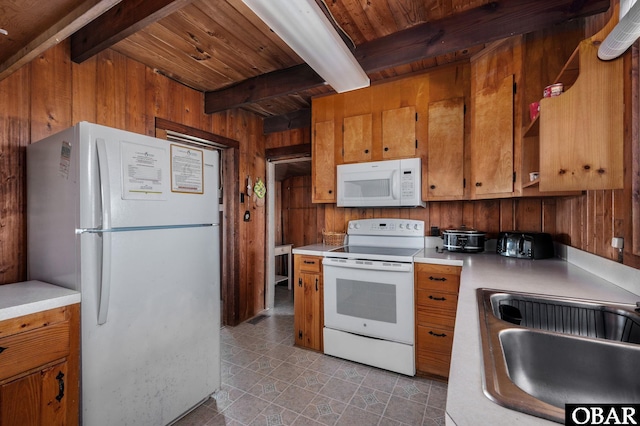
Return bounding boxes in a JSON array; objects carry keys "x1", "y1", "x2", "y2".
[{"x1": 26, "y1": 122, "x2": 221, "y2": 425}]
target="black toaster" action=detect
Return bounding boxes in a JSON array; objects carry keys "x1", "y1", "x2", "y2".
[{"x1": 496, "y1": 231, "x2": 555, "y2": 259}]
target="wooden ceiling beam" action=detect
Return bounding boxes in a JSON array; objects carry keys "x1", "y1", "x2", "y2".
[
  {"x1": 0, "y1": 0, "x2": 122, "y2": 81},
  {"x1": 357, "y1": 0, "x2": 611, "y2": 73},
  {"x1": 205, "y1": 65, "x2": 324, "y2": 115},
  {"x1": 71, "y1": 0, "x2": 194, "y2": 63},
  {"x1": 205, "y1": 0, "x2": 610, "y2": 114},
  {"x1": 263, "y1": 109, "x2": 311, "y2": 134}
]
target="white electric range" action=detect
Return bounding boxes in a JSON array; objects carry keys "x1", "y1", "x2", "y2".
[{"x1": 322, "y1": 218, "x2": 424, "y2": 376}]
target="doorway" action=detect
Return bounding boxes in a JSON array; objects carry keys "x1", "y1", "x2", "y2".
[{"x1": 265, "y1": 157, "x2": 316, "y2": 309}]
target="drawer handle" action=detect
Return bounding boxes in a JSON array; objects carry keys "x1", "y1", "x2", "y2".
[
  {"x1": 428, "y1": 295, "x2": 446, "y2": 301},
  {"x1": 55, "y1": 371, "x2": 65, "y2": 402},
  {"x1": 428, "y1": 276, "x2": 447, "y2": 282},
  {"x1": 0, "y1": 346, "x2": 6, "y2": 354},
  {"x1": 303, "y1": 260, "x2": 316, "y2": 265},
  {"x1": 429, "y1": 331, "x2": 447, "y2": 338}
]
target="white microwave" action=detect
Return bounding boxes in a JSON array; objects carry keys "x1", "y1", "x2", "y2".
[{"x1": 336, "y1": 158, "x2": 425, "y2": 207}]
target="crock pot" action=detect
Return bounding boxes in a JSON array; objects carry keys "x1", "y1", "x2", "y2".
[{"x1": 442, "y1": 227, "x2": 486, "y2": 253}]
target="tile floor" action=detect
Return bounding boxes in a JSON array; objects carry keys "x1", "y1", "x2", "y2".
[{"x1": 175, "y1": 286, "x2": 447, "y2": 426}]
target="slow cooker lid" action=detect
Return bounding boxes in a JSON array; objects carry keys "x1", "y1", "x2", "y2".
[{"x1": 444, "y1": 226, "x2": 485, "y2": 235}]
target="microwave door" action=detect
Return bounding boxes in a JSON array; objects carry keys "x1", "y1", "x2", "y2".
[{"x1": 338, "y1": 169, "x2": 398, "y2": 207}]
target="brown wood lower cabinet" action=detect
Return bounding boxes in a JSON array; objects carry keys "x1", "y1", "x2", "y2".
[
  {"x1": 0, "y1": 305, "x2": 80, "y2": 426},
  {"x1": 293, "y1": 254, "x2": 323, "y2": 351},
  {"x1": 415, "y1": 263, "x2": 461, "y2": 380}
]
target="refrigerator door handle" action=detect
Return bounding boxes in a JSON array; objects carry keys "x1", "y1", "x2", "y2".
[
  {"x1": 96, "y1": 138, "x2": 112, "y2": 231},
  {"x1": 97, "y1": 231, "x2": 112, "y2": 325},
  {"x1": 96, "y1": 138, "x2": 112, "y2": 325}
]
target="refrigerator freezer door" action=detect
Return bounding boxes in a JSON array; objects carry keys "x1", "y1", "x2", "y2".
[
  {"x1": 79, "y1": 122, "x2": 219, "y2": 229},
  {"x1": 80, "y1": 225, "x2": 220, "y2": 425}
]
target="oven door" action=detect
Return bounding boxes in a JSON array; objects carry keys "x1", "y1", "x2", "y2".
[{"x1": 323, "y1": 257, "x2": 414, "y2": 345}]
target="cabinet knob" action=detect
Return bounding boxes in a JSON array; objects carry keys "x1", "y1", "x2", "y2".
[
  {"x1": 384, "y1": 147, "x2": 389, "y2": 152},
  {"x1": 364, "y1": 149, "x2": 369, "y2": 154},
  {"x1": 475, "y1": 182, "x2": 482, "y2": 187},
  {"x1": 430, "y1": 185, "x2": 436, "y2": 190},
  {"x1": 328, "y1": 189, "x2": 333, "y2": 194}
]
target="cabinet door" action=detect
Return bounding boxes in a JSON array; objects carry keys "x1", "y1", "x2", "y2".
[
  {"x1": 303, "y1": 273, "x2": 323, "y2": 351},
  {"x1": 312, "y1": 120, "x2": 336, "y2": 203},
  {"x1": 343, "y1": 114, "x2": 372, "y2": 163},
  {"x1": 382, "y1": 106, "x2": 416, "y2": 159},
  {"x1": 470, "y1": 74, "x2": 514, "y2": 197},
  {"x1": 293, "y1": 255, "x2": 323, "y2": 351},
  {"x1": 426, "y1": 98, "x2": 465, "y2": 199},
  {"x1": 1, "y1": 371, "x2": 41, "y2": 425},
  {"x1": 0, "y1": 361, "x2": 67, "y2": 426}
]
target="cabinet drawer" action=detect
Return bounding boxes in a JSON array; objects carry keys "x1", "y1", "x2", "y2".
[
  {"x1": 0, "y1": 321, "x2": 70, "y2": 381},
  {"x1": 416, "y1": 289, "x2": 458, "y2": 312},
  {"x1": 416, "y1": 324, "x2": 454, "y2": 354},
  {"x1": 298, "y1": 256, "x2": 322, "y2": 273},
  {"x1": 416, "y1": 269, "x2": 460, "y2": 293},
  {"x1": 416, "y1": 350, "x2": 452, "y2": 379},
  {"x1": 416, "y1": 307, "x2": 456, "y2": 329}
]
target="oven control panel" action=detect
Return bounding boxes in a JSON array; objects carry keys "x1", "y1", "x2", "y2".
[{"x1": 347, "y1": 219, "x2": 424, "y2": 236}]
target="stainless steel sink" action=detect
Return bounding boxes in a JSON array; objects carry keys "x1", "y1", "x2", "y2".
[{"x1": 477, "y1": 288, "x2": 640, "y2": 423}]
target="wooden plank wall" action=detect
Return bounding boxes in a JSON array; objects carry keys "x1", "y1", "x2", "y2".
[
  {"x1": 281, "y1": 176, "x2": 325, "y2": 247},
  {"x1": 319, "y1": 191, "x2": 638, "y2": 269},
  {"x1": 0, "y1": 41, "x2": 268, "y2": 323}
]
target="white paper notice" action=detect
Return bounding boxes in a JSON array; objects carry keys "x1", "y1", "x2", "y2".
[
  {"x1": 171, "y1": 145, "x2": 204, "y2": 194},
  {"x1": 121, "y1": 142, "x2": 167, "y2": 200},
  {"x1": 59, "y1": 140, "x2": 71, "y2": 179}
]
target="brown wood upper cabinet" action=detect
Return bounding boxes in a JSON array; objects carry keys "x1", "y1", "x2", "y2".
[
  {"x1": 470, "y1": 38, "x2": 518, "y2": 199},
  {"x1": 426, "y1": 98, "x2": 465, "y2": 200},
  {"x1": 311, "y1": 63, "x2": 469, "y2": 203},
  {"x1": 381, "y1": 106, "x2": 416, "y2": 160},
  {"x1": 528, "y1": 27, "x2": 624, "y2": 192},
  {"x1": 343, "y1": 113, "x2": 373, "y2": 163},
  {"x1": 312, "y1": 95, "x2": 343, "y2": 203}
]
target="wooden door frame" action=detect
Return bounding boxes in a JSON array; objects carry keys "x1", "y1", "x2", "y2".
[{"x1": 154, "y1": 118, "x2": 242, "y2": 326}]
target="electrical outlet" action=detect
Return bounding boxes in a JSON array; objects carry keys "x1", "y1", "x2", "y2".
[{"x1": 611, "y1": 237, "x2": 624, "y2": 249}]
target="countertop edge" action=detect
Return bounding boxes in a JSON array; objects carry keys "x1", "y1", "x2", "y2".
[{"x1": 0, "y1": 281, "x2": 81, "y2": 322}]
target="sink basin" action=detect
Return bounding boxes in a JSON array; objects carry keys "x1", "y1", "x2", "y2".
[
  {"x1": 477, "y1": 288, "x2": 640, "y2": 423},
  {"x1": 489, "y1": 290, "x2": 640, "y2": 343}
]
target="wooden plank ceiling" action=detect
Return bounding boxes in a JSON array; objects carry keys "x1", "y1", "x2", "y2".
[{"x1": 0, "y1": 0, "x2": 611, "y2": 121}]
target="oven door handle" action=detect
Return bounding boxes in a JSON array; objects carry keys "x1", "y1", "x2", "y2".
[{"x1": 322, "y1": 258, "x2": 413, "y2": 272}]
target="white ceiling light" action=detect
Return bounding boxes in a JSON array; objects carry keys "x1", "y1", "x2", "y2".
[
  {"x1": 242, "y1": 0, "x2": 370, "y2": 93},
  {"x1": 598, "y1": 0, "x2": 640, "y2": 60}
]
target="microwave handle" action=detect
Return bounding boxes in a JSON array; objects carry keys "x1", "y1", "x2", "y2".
[{"x1": 391, "y1": 169, "x2": 399, "y2": 200}]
